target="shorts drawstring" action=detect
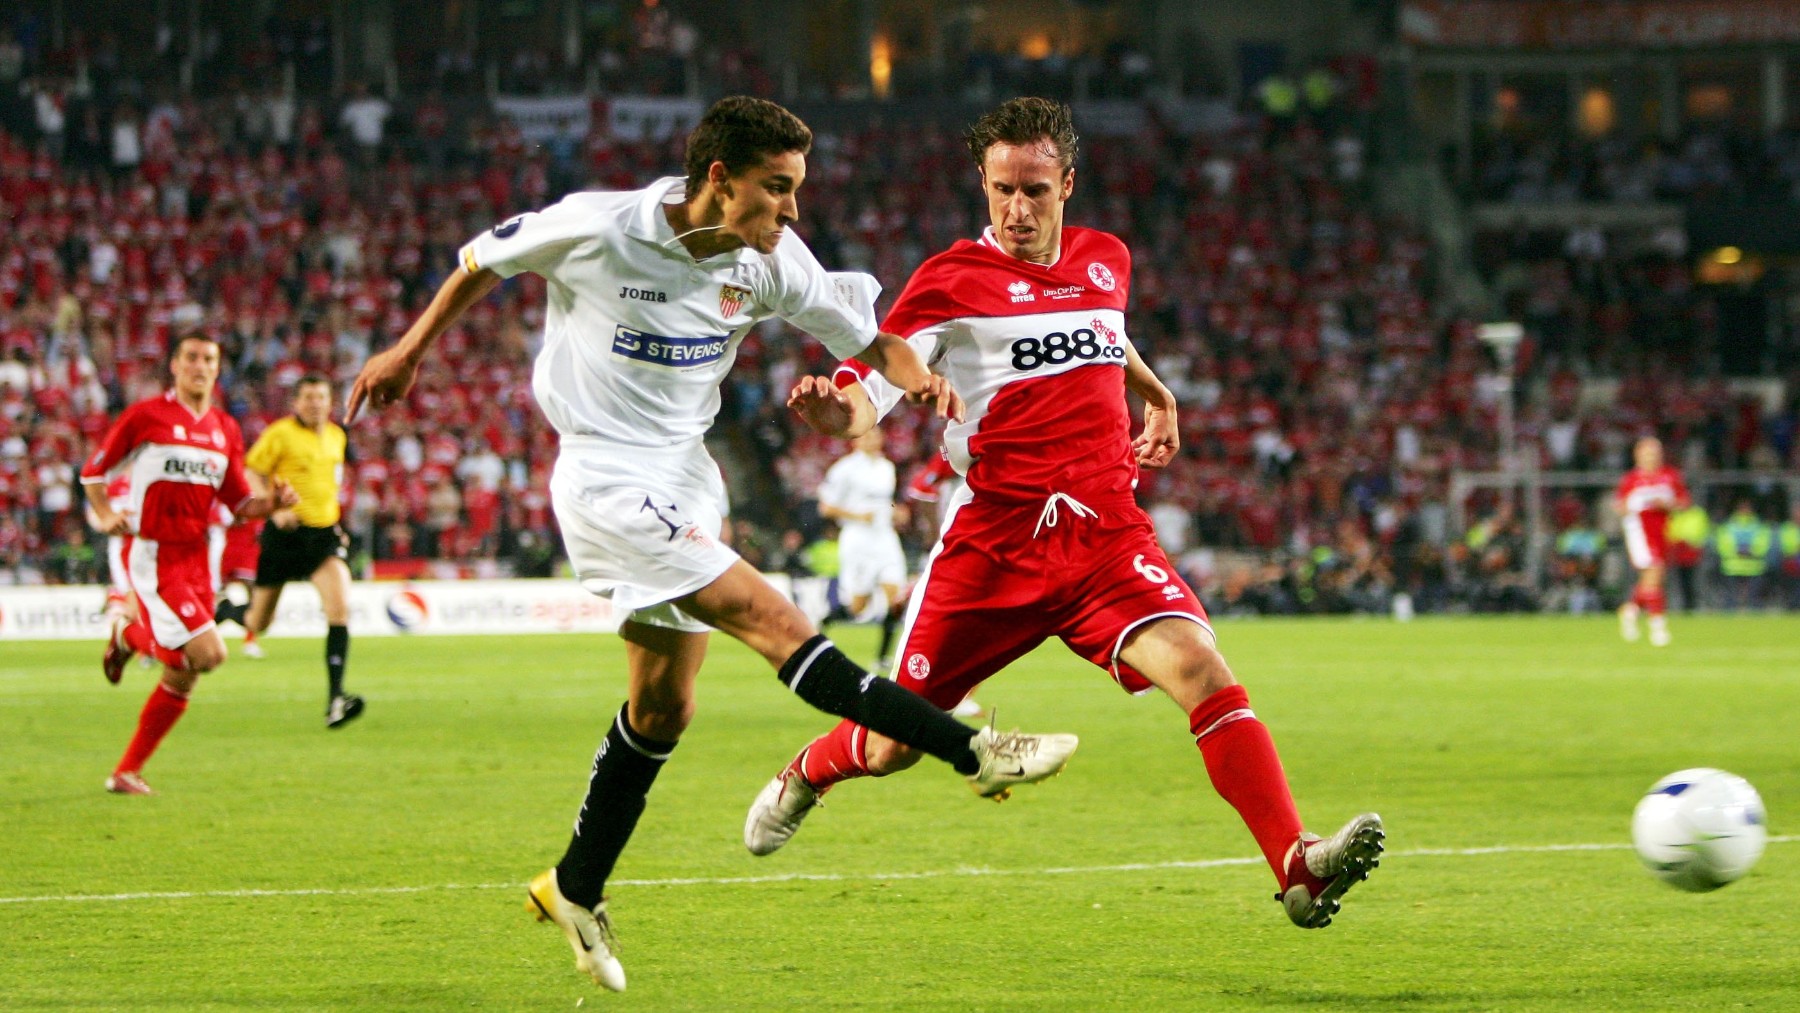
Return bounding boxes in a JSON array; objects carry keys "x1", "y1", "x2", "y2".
[{"x1": 1033, "y1": 491, "x2": 1098, "y2": 539}]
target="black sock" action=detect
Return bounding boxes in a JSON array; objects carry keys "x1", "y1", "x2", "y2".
[
  {"x1": 876, "y1": 606, "x2": 901, "y2": 661},
  {"x1": 557, "y1": 704, "x2": 676, "y2": 909},
  {"x1": 778, "y1": 635, "x2": 977, "y2": 775},
  {"x1": 326, "y1": 624, "x2": 349, "y2": 697},
  {"x1": 214, "y1": 600, "x2": 248, "y2": 626}
]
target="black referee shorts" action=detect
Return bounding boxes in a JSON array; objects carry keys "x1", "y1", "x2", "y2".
[{"x1": 256, "y1": 523, "x2": 350, "y2": 587}]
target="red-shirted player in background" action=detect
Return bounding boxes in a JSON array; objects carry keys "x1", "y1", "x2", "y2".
[
  {"x1": 81, "y1": 332, "x2": 298, "y2": 794},
  {"x1": 1615, "y1": 436, "x2": 1688, "y2": 647},
  {"x1": 746, "y1": 98, "x2": 1383, "y2": 929}
]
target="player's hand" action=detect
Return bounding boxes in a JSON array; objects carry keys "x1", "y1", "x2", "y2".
[
  {"x1": 787, "y1": 375, "x2": 857, "y2": 435},
  {"x1": 272, "y1": 478, "x2": 302, "y2": 510},
  {"x1": 94, "y1": 507, "x2": 132, "y2": 536},
  {"x1": 1133, "y1": 401, "x2": 1179, "y2": 469},
  {"x1": 345, "y1": 346, "x2": 422, "y2": 424},
  {"x1": 902, "y1": 374, "x2": 964, "y2": 422}
]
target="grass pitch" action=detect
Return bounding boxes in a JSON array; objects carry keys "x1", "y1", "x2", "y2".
[{"x1": 2, "y1": 615, "x2": 1796, "y2": 1011}]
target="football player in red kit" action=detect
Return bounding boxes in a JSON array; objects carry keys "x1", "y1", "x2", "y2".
[
  {"x1": 1615, "y1": 436, "x2": 1688, "y2": 646},
  {"x1": 82, "y1": 333, "x2": 298, "y2": 794},
  {"x1": 745, "y1": 98, "x2": 1383, "y2": 929}
]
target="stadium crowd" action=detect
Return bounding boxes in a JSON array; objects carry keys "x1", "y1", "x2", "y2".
[{"x1": 2, "y1": 22, "x2": 1798, "y2": 614}]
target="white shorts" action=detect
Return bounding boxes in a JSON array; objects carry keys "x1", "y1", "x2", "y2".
[
  {"x1": 838, "y1": 527, "x2": 906, "y2": 599},
  {"x1": 551, "y1": 437, "x2": 739, "y2": 633}
]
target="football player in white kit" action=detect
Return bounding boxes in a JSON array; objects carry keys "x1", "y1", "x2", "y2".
[
  {"x1": 817, "y1": 427, "x2": 907, "y2": 654},
  {"x1": 347, "y1": 97, "x2": 1079, "y2": 992}
]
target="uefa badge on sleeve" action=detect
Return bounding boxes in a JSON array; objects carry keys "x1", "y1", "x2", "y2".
[{"x1": 719, "y1": 284, "x2": 751, "y2": 317}]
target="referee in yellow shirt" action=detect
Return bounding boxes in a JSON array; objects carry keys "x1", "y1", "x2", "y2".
[{"x1": 243, "y1": 374, "x2": 364, "y2": 728}]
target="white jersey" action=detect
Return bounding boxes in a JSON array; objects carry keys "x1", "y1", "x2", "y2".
[
  {"x1": 819, "y1": 451, "x2": 898, "y2": 539},
  {"x1": 460, "y1": 177, "x2": 879, "y2": 449}
]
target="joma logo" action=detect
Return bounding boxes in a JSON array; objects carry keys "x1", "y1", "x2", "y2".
[{"x1": 619, "y1": 286, "x2": 667, "y2": 302}]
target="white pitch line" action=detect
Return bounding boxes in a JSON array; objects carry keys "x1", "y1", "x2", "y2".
[{"x1": 2, "y1": 836, "x2": 1792, "y2": 906}]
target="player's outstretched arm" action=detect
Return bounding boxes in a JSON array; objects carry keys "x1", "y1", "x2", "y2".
[
  {"x1": 853, "y1": 332, "x2": 964, "y2": 422},
  {"x1": 346, "y1": 266, "x2": 503, "y2": 422},
  {"x1": 1121, "y1": 340, "x2": 1179, "y2": 468},
  {"x1": 788, "y1": 375, "x2": 875, "y2": 438}
]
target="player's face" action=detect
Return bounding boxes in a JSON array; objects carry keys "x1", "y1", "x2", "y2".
[
  {"x1": 717, "y1": 150, "x2": 805, "y2": 255},
  {"x1": 293, "y1": 382, "x2": 333, "y2": 427},
  {"x1": 1634, "y1": 438, "x2": 1663, "y2": 471},
  {"x1": 170, "y1": 338, "x2": 220, "y2": 401},
  {"x1": 979, "y1": 140, "x2": 1074, "y2": 265}
]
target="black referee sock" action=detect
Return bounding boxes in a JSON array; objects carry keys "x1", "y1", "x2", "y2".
[
  {"x1": 876, "y1": 607, "x2": 902, "y2": 664},
  {"x1": 778, "y1": 635, "x2": 979, "y2": 775},
  {"x1": 214, "y1": 600, "x2": 248, "y2": 626},
  {"x1": 326, "y1": 624, "x2": 349, "y2": 697},
  {"x1": 556, "y1": 703, "x2": 677, "y2": 910}
]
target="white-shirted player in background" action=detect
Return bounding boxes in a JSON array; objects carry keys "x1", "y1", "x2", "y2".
[
  {"x1": 347, "y1": 96, "x2": 1079, "y2": 992},
  {"x1": 817, "y1": 427, "x2": 908, "y2": 667}
]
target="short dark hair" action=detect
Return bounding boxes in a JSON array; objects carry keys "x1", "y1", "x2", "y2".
[
  {"x1": 683, "y1": 96, "x2": 813, "y2": 198},
  {"x1": 168, "y1": 333, "x2": 219, "y2": 360},
  {"x1": 965, "y1": 97, "x2": 1079, "y2": 174},
  {"x1": 295, "y1": 373, "x2": 332, "y2": 394}
]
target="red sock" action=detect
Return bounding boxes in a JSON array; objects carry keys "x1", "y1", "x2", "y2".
[
  {"x1": 115, "y1": 683, "x2": 190, "y2": 775},
  {"x1": 1644, "y1": 588, "x2": 1667, "y2": 616},
  {"x1": 121, "y1": 618, "x2": 189, "y2": 670},
  {"x1": 792, "y1": 719, "x2": 871, "y2": 791},
  {"x1": 1190, "y1": 684, "x2": 1304, "y2": 888}
]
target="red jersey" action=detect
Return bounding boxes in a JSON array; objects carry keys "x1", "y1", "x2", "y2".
[
  {"x1": 1616, "y1": 465, "x2": 1687, "y2": 568},
  {"x1": 1616, "y1": 466, "x2": 1687, "y2": 527},
  {"x1": 839, "y1": 226, "x2": 1135, "y2": 506},
  {"x1": 80, "y1": 390, "x2": 254, "y2": 543}
]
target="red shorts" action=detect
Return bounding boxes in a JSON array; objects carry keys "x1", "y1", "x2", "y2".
[
  {"x1": 125, "y1": 535, "x2": 217, "y2": 650},
  {"x1": 890, "y1": 491, "x2": 1211, "y2": 706},
  {"x1": 220, "y1": 521, "x2": 262, "y2": 583}
]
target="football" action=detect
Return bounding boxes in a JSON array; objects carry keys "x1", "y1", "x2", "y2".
[{"x1": 1631, "y1": 768, "x2": 1768, "y2": 892}]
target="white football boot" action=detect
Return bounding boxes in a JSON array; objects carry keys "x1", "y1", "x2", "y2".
[
  {"x1": 1278, "y1": 813, "x2": 1385, "y2": 928},
  {"x1": 966, "y1": 723, "x2": 1079, "y2": 800},
  {"x1": 526, "y1": 868, "x2": 626, "y2": 991},
  {"x1": 744, "y1": 767, "x2": 823, "y2": 856},
  {"x1": 1619, "y1": 603, "x2": 1641, "y2": 642},
  {"x1": 1647, "y1": 615, "x2": 1671, "y2": 647}
]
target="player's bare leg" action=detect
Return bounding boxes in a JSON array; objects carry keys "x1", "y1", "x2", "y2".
[
  {"x1": 1120, "y1": 617, "x2": 1383, "y2": 928},
  {"x1": 245, "y1": 583, "x2": 283, "y2": 643},
  {"x1": 311, "y1": 556, "x2": 363, "y2": 726},
  {"x1": 107, "y1": 628, "x2": 226, "y2": 794}
]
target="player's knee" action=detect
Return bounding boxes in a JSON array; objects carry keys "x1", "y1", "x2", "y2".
[
  {"x1": 186, "y1": 643, "x2": 226, "y2": 673},
  {"x1": 864, "y1": 734, "x2": 923, "y2": 775},
  {"x1": 629, "y1": 698, "x2": 694, "y2": 741}
]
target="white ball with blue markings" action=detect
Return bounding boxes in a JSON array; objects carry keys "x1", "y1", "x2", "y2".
[{"x1": 1631, "y1": 768, "x2": 1767, "y2": 892}]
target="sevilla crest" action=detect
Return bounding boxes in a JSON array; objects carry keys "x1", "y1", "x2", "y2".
[{"x1": 719, "y1": 284, "x2": 752, "y2": 317}]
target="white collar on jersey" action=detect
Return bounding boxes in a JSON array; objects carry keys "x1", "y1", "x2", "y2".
[
  {"x1": 978, "y1": 225, "x2": 1062, "y2": 268},
  {"x1": 627, "y1": 175, "x2": 756, "y2": 265}
]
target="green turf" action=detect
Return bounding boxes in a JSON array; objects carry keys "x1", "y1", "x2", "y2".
[{"x1": 2, "y1": 616, "x2": 1795, "y2": 1010}]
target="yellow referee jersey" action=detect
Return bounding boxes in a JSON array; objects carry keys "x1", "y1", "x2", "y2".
[{"x1": 244, "y1": 417, "x2": 347, "y2": 527}]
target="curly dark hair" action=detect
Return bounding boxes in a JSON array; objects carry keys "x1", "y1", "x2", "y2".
[
  {"x1": 964, "y1": 97, "x2": 1079, "y2": 174},
  {"x1": 683, "y1": 96, "x2": 813, "y2": 198}
]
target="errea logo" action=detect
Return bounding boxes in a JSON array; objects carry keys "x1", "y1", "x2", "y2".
[{"x1": 1007, "y1": 280, "x2": 1035, "y2": 303}]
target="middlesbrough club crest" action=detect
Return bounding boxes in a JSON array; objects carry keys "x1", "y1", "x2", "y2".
[
  {"x1": 1086, "y1": 262, "x2": 1116, "y2": 292},
  {"x1": 719, "y1": 284, "x2": 752, "y2": 317}
]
